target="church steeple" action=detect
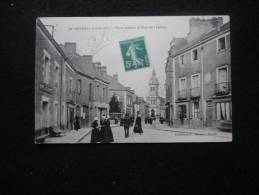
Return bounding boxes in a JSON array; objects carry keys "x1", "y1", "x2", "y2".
[{"x1": 149, "y1": 69, "x2": 159, "y2": 85}]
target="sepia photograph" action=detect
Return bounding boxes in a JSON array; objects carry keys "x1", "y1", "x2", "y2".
[{"x1": 35, "y1": 16, "x2": 232, "y2": 143}]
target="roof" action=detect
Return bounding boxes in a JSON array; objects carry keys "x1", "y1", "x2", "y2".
[
  {"x1": 107, "y1": 74, "x2": 126, "y2": 91},
  {"x1": 36, "y1": 19, "x2": 77, "y2": 72},
  {"x1": 67, "y1": 53, "x2": 95, "y2": 79},
  {"x1": 63, "y1": 50, "x2": 109, "y2": 83},
  {"x1": 172, "y1": 22, "x2": 230, "y2": 57}
]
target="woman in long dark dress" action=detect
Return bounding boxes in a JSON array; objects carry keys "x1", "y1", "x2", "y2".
[
  {"x1": 74, "y1": 116, "x2": 80, "y2": 131},
  {"x1": 90, "y1": 117, "x2": 102, "y2": 143},
  {"x1": 99, "y1": 115, "x2": 113, "y2": 143},
  {"x1": 133, "y1": 114, "x2": 143, "y2": 134},
  {"x1": 101, "y1": 115, "x2": 114, "y2": 143}
]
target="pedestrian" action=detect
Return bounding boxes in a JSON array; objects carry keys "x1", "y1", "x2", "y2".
[
  {"x1": 100, "y1": 115, "x2": 114, "y2": 143},
  {"x1": 90, "y1": 117, "x2": 102, "y2": 143},
  {"x1": 123, "y1": 113, "x2": 131, "y2": 138},
  {"x1": 133, "y1": 113, "x2": 143, "y2": 135},
  {"x1": 74, "y1": 116, "x2": 80, "y2": 131}
]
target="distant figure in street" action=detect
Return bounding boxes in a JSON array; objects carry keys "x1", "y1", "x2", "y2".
[
  {"x1": 90, "y1": 117, "x2": 102, "y2": 143},
  {"x1": 123, "y1": 113, "x2": 131, "y2": 138},
  {"x1": 74, "y1": 116, "x2": 80, "y2": 131},
  {"x1": 100, "y1": 115, "x2": 114, "y2": 143},
  {"x1": 133, "y1": 113, "x2": 143, "y2": 135}
]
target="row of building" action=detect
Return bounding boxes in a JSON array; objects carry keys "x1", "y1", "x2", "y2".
[
  {"x1": 35, "y1": 19, "x2": 150, "y2": 141},
  {"x1": 165, "y1": 17, "x2": 232, "y2": 130}
]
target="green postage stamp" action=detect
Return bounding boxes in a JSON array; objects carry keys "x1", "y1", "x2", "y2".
[{"x1": 119, "y1": 37, "x2": 150, "y2": 71}]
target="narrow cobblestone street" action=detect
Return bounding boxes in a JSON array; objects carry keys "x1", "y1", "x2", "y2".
[{"x1": 78, "y1": 123, "x2": 232, "y2": 143}]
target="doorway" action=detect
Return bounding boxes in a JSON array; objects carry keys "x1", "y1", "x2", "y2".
[
  {"x1": 178, "y1": 105, "x2": 187, "y2": 125},
  {"x1": 67, "y1": 107, "x2": 74, "y2": 130},
  {"x1": 42, "y1": 101, "x2": 49, "y2": 128}
]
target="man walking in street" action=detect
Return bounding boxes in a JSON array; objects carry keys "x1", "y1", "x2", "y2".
[{"x1": 123, "y1": 113, "x2": 131, "y2": 138}]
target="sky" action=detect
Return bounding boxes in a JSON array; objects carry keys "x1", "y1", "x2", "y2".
[{"x1": 40, "y1": 16, "x2": 229, "y2": 98}]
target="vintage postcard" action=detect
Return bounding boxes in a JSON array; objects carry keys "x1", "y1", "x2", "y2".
[{"x1": 35, "y1": 16, "x2": 232, "y2": 143}]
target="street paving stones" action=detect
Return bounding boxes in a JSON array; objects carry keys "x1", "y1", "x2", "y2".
[{"x1": 79, "y1": 123, "x2": 232, "y2": 143}]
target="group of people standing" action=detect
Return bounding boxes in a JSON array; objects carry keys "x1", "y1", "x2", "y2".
[
  {"x1": 90, "y1": 115, "x2": 114, "y2": 143},
  {"x1": 145, "y1": 117, "x2": 155, "y2": 124},
  {"x1": 90, "y1": 112, "x2": 144, "y2": 143},
  {"x1": 124, "y1": 112, "x2": 143, "y2": 138}
]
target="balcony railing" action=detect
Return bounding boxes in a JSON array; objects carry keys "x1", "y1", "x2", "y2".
[
  {"x1": 215, "y1": 82, "x2": 231, "y2": 96},
  {"x1": 178, "y1": 89, "x2": 187, "y2": 100},
  {"x1": 190, "y1": 87, "x2": 200, "y2": 98}
]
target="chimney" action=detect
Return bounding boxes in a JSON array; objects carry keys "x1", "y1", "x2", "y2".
[
  {"x1": 210, "y1": 17, "x2": 223, "y2": 29},
  {"x1": 187, "y1": 17, "x2": 224, "y2": 42},
  {"x1": 100, "y1": 66, "x2": 107, "y2": 75},
  {"x1": 113, "y1": 73, "x2": 118, "y2": 81},
  {"x1": 93, "y1": 62, "x2": 102, "y2": 73},
  {"x1": 64, "y1": 42, "x2": 77, "y2": 55}
]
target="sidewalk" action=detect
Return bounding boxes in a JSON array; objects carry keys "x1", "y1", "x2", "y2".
[
  {"x1": 45, "y1": 127, "x2": 92, "y2": 143},
  {"x1": 146, "y1": 123, "x2": 231, "y2": 137},
  {"x1": 44, "y1": 124, "x2": 120, "y2": 144}
]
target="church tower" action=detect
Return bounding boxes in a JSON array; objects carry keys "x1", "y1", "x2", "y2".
[
  {"x1": 149, "y1": 69, "x2": 159, "y2": 96},
  {"x1": 147, "y1": 69, "x2": 161, "y2": 117}
]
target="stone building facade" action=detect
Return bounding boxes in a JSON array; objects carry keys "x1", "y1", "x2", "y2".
[
  {"x1": 165, "y1": 17, "x2": 231, "y2": 130},
  {"x1": 107, "y1": 73, "x2": 134, "y2": 117},
  {"x1": 35, "y1": 19, "x2": 110, "y2": 141},
  {"x1": 35, "y1": 19, "x2": 78, "y2": 140}
]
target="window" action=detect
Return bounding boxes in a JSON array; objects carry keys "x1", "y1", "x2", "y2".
[
  {"x1": 77, "y1": 79, "x2": 81, "y2": 94},
  {"x1": 178, "y1": 105, "x2": 187, "y2": 119},
  {"x1": 54, "y1": 61, "x2": 60, "y2": 88},
  {"x1": 216, "y1": 102, "x2": 232, "y2": 120},
  {"x1": 97, "y1": 85, "x2": 99, "y2": 98},
  {"x1": 216, "y1": 66, "x2": 228, "y2": 93},
  {"x1": 191, "y1": 74, "x2": 200, "y2": 88},
  {"x1": 218, "y1": 37, "x2": 226, "y2": 51},
  {"x1": 89, "y1": 83, "x2": 92, "y2": 100},
  {"x1": 179, "y1": 77, "x2": 187, "y2": 91},
  {"x1": 192, "y1": 49, "x2": 198, "y2": 61},
  {"x1": 54, "y1": 101, "x2": 58, "y2": 126},
  {"x1": 43, "y1": 56, "x2": 50, "y2": 84},
  {"x1": 69, "y1": 78, "x2": 73, "y2": 93},
  {"x1": 103, "y1": 88, "x2": 105, "y2": 100},
  {"x1": 217, "y1": 66, "x2": 228, "y2": 83},
  {"x1": 180, "y1": 55, "x2": 185, "y2": 66},
  {"x1": 192, "y1": 102, "x2": 199, "y2": 118}
]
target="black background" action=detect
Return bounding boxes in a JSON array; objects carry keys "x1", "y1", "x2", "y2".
[{"x1": 2, "y1": 0, "x2": 259, "y2": 194}]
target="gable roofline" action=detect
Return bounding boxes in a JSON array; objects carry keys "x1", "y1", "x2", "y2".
[
  {"x1": 171, "y1": 22, "x2": 230, "y2": 57},
  {"x1": 36, "y1": 18, "x2": 77, "y2": 72}
]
